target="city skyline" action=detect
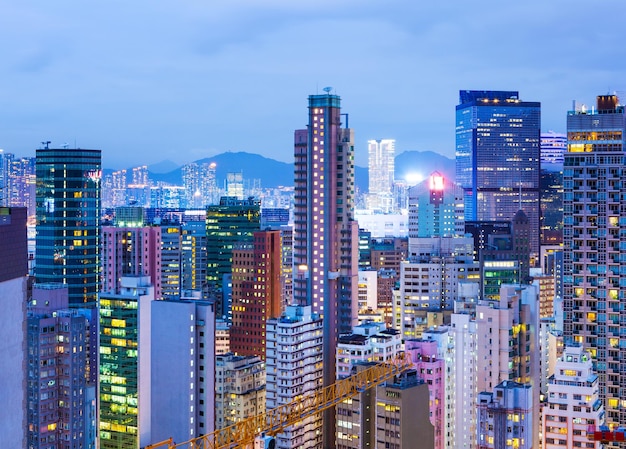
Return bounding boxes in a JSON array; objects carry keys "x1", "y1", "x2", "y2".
[{"x1": 2, "y1": 1, "x2": 626, "y2": 169}]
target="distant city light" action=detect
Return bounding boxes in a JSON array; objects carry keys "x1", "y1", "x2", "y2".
[{"x1": 404, "y1": 172, "x2": 424, "y2": 185}]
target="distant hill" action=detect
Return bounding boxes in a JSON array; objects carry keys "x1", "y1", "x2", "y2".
[
  {"x1": 105, "y1": 150, "x2": 455, "y2": 190},
  {"x1": 148, "y1": 159, "x2": 179, "y2": 174}
]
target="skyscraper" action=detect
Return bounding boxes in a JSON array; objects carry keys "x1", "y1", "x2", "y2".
[
  {"x1": 35, "y1": 148, "x2": 102, "y2": 307},
  {"x1": 563, "y1": 94, "x2": 626, "y2": 430},
  {"x1": 367, "y1": 138, "x2": 395, "y2": 212},
  {"x1": 230, "y1": 230, "x2": 282, "y2": 359},
  {"x1": 206, "y1": 196, "x2": 261, "y2": 316},
  {"x1": 293, "y1": 92, "x2": 359, "y2": 446},
  {"x1": 456, "y1": 90, "x2": 541, "y2": 257}
]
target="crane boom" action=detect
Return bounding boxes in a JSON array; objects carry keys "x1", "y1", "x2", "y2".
[{"x1": 146, "y1": 355, "x2": 411, "y2": 449}]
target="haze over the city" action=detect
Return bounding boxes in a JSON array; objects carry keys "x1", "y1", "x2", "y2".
[{"x1": 2, "y1": 0, "x2": 625, "y2": 168}]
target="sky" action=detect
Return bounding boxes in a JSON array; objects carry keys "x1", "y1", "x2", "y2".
[{"x1": 1, "y1": 1, "x2": 626, "y2": 169}]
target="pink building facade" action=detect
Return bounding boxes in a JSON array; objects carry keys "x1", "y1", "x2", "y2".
[
  {"x1": 101, "y1": 226, "x2": 161, "y2": 298},
  {"x1": 406, "y1": 337, "x2": 446, "y2": 449}
]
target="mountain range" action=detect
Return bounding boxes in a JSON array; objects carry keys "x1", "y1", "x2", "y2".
[{"x1": 107, "y1": 150, "x2": 456, "y2": 192}]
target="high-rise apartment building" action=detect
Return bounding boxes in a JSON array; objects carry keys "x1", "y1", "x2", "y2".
[
  {"x1": 27, "y1": 284, "x2": 96, "y2": 449},
  {"x1": 456, "y1": 90, "x2": 541, "y2": 257},
  {"x1": 0, "y1": 207, "x2": 28, "y2": 448},
  {"x1": 293, "y1": 93, "x2": 359, "y2": 446},
  {"x1": 336, "y1": 320, "x2": 402, "y2": 379},
  {"x1": 563, "y1": 94, "x2": 626, "y2": 430},
  {"x1": 230, "y1": 230, "x2": 282, "y2": 359},
  {"x1": 543, "y1": 345, "x2": 604, "y2": 449},
  {"x1": 475, "y1": 284, "x2": 541, "y2": 448},
  {"x1": 266, "y1": 305, "x2": 323, "y2": 449},
  {"x1": 397, "y1": 237, "x2": 479, "y2": 337},
  {"x1": 35, "y1": 148, "x2": 102, "y2": 307},
  {"x1": 335, "y1": 367, "x2": 435, "y2": 449},
  {"x1": 101, "y1": 225, "x2": 162, "y2": 296},
  {"x1": 367, "y1": 139, "x2": 395, "y2": 213},
  {"x1": 477, "y1": 381, "x2": 534, "y2": 449},
  {"x1": 373, "y1": 370, "x2": 435, "y2": 449},
  {"x1": 215, "y1": 353, "x2": 265, "y2": 430},
  {"x1": 405, "y1": 333, "x2": 448, "y2": 449}
]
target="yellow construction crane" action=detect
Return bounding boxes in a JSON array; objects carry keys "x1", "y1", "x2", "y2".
[{"x1": 146, "y1": 354, "x2": 412, "y2": 449}]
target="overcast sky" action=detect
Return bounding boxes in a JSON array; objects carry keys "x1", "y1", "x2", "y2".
[{"x1": 1, "y1": 1, "x2": 625, "y2": 168}]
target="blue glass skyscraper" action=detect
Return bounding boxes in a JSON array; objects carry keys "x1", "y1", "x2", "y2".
[
  {"x1": 456, "y1": 90, "x2": 541, "y2": 257},
  {"x1": 35, "y1": 148, "x2": 102, "y2": 307}
]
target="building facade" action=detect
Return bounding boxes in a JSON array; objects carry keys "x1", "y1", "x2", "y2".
[
  {"x1": 477, "y1": 381, "x2": 534, "y2": 449},
  {"x1": 0, "y1": 207, "x2": 28, "y2": 448},
  {"x1": 543, "y1": 345, "x2": 604, "y2": 449},
  {"x1": 563, "y1": 94, "x2": 626, "y2": 430},
  {"x1": 230, "y1": 230, "x2": 282, "y2": 359},
  {"x1": 367, "y1": 139, "x2": 395, "y2": 213},
  {"x1": 456, "y1": 90, "x2": 541, "y2": 257},
  {"x1": 101, "y1": 226, "x2": 162, "y2": 297},
  {"x1": 292, "y1": 93, "x2": 359, "y2": 445},
  {"x1": 408, "y1": 171, "x2": 465, "y2": 238},
  {"x1": 27, "y1": 284, "x2": 96, "y2": 449},
  {"x1": 215, "y1": 353, "x2": 265, "y2": 430},
  {"x1": 35, "y1": 148, "x2": 102, "y2": 307},
  {"x1": 266, "y1": 305, "x2": 323, "y2": 449}
]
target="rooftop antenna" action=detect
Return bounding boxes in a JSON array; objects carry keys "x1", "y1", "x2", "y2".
[
  {"x1": 41, "y1": 141, "x2": 51, "y2": 149},
  {"x1": 323, "y1": 86, "x2": 333, "y2": 95},
  {"x1": 61, "y1": 142, "x2": 69, "y2": 149}
]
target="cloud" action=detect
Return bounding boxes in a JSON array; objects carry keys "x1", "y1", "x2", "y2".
[{"x1": 1, "y1": 0, "x2": 626, "y2": 168}]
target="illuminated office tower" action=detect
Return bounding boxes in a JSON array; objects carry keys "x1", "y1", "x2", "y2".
[
  {"x1": 407, "y1": 171, "x2": 465, "y2": 238},
  {"x1": 181, "y1": 220, "x2": 207, "y2": 293},
  {"x1": 563, "y1": 94, "x2": 626, "y2": 431},
  {"x1": 456, "y1": 90, "x2": 541, "y2": 258},
  {"x1": 99, "y1": 277, "x2": 215, "y2": 448},
  {"x1": 160, "y1": 223, "x2": 182, "y2": 300},
  {"x1": 101, "y1": 225, "x2": 162, "y2": 297},
  {"x1": 293, "y1": 92, "x2": 358, "y2": 446},
  {"x1": 367, "y1": 139, "x2": 395, "y2": 212},
  {"x1": 35, "y1": 148, "x2": 101, "y2": 307},
  {"x1": 230, "y1": 230, "x2": 282, "y2": 359},
  {"x1": 206, "y1": 196, "x2": 261, "y2": 316},
  {"x1": 0, "y1": 207, "x2": 28, "y2": 448}
]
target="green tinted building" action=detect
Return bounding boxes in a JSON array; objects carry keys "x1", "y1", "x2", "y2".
[{"x1": 35, "y1": 148, "x2": 101, "y2": 307}]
